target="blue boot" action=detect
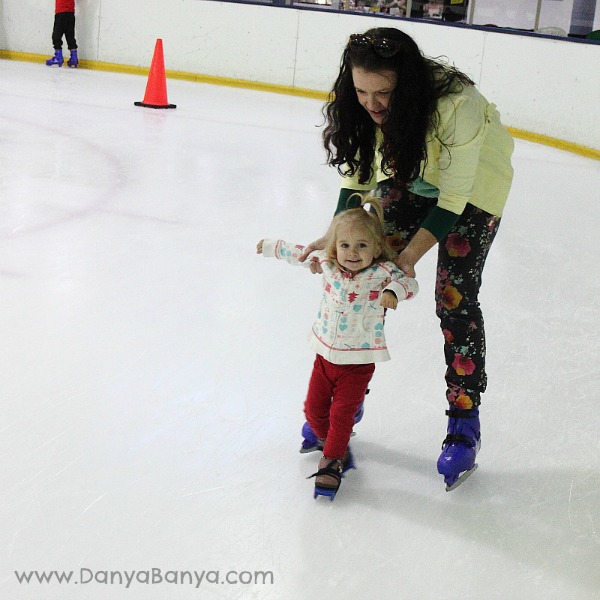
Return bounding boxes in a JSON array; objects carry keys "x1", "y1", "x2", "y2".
[
  {"x1": 299, "y1": 393, "x2": 368, "y2": 453},
  {"x1": 353, "y1": 399, "x2": 365, "y2": 424},
  {"x1": 437, "y1": 407, "x2": 481, "y2": 491},
  {"x1": 309, "y1": 446, "x2": 356, "y2": 501},
  {"x1": 68, "y1": 49, "x2": 78, "y2": 68},
  {"x1": 46, "y1": 49, "x2": 64, "y2": 67},
  {"x1": 299, "y1": 421, "x2": 324, "y2": 454}
]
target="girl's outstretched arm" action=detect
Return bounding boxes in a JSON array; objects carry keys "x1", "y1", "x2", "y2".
[{"x1": 258, "y1": 239, "x2": 322, "y2": 270}]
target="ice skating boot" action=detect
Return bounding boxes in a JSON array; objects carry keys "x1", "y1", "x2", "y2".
[
  {"x1": 308, "y1": 447, "x2": 355, "y2": 501},
  {"x1": 299, "y1": 393, "x2": 367, "y2": 453},
  {"x1": 353, "y1": 398, "x2": 365, "y2": 424},
  {"x1": 437, "y1": 407, "x2": 481, "y2": 491},
  {"x1": 46, "y1": 49, "x2": 64, "y2": 67},
  {"x1": 299, "y1": 421, "x2": 324, "y2": 454},
  {"x1": 67, "y1": 49, "x2": 78, "y2": 68}
]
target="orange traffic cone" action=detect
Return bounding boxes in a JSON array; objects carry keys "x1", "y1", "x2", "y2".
[{"x1": 134, "y1": 39, "x2": 176, "y2": 109}]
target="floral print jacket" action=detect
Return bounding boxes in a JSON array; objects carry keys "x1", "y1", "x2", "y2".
[{"x1": 261, "y1": 239, "x2": 419, "y2": 365}]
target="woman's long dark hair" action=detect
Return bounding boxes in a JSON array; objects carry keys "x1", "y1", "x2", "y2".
[{"x1": 323, "y1": 27, "x2": 474, "y2": 186}]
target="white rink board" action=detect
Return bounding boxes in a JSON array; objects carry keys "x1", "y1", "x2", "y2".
[{"x1": 2, "y1": 0, "x2": 600, "y2": 149}]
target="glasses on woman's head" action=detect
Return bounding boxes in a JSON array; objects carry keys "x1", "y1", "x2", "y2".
[{"x1": 348, "y1": 34, "x2": 402, "y2": 58}]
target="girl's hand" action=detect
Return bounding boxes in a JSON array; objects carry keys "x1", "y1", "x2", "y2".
[
  {"x1": 256, "y1": 240, "x2": 264, "y2": 254},
  {"x1": 380, "y1": 290, "x2": 398, "y2": 310}
]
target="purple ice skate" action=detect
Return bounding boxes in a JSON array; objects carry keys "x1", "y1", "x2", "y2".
[
  {"x1": 437, "y1": 407, "x2": 481, "y2": 491},
  {"x1": 299, "y1": 421, "x2": 324, "y2": 454},
  {"x1": 299, "y1": 393, "x2": 367, "y2": 453},
  {"x1": 46, "y1": 49, "x2": 64, "y2": 67},
  {"x1": 68, "y1": 49, "x2": 78, "y2": 68},
  {"x1": 310, "y1": 447, "x2": 356, "y2": 501}
]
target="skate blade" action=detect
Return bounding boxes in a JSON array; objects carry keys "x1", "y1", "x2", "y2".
[
  {"x1": 314, "y1": 486, "x2": 337, "y2": 501},
  {"x1": 299, "y1": 444, "x2": 323, "y2": 454},
  {"x1": 444, "y1": 463, "x2": 478, "y2": 492},
  {"x1": 299, "y1": 431, "x2": 356, "y2": 454}
]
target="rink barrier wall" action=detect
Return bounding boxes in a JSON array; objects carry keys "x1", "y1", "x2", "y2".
[
  {"x1": 3, "y1": 47, "x2": 599, "y2": 162},
  {"x1": 2, "y1": 2, "x2": 599, "y2": 153},
  {"x1": 1, "y1": 0, "x2": 599, "y2": 157},
  {"x1": 3, "y1": 48, "x2": 599, "y2": 163}
]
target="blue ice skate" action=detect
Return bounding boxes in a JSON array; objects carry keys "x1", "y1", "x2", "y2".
[
  {"x1": 299, "y1": 421, "x2": 324, "y2": 453},
  {"x1": 437, "y1": 407, "x2": 481, "y2": 491},
  {"x1": 299, "y1": 391, "x2": 368, "y2": 453},
  {"x1": 46, "y1": 49, "x2": 64, "y2": 67},
  {"x1": 68, "y1": 50, "x2": 78, "y2": 68},
  {"x1": 309, "y1": 448, "x2": 356, "y2": 501}
]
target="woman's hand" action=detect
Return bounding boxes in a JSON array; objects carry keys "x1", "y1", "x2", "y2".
[
  {"x1": 299, "y1": 236, "x2": 328, "y2": 274},
  {"x1": 394, "y1": 249, "x2": 417, "y2": 278},
  {"x1": 298, "y1": 236, "x2": 327, "y2": 261},
  {"x1": 393, "y1": 228, "x2": 437, "y2": 278},
  {"x1": 256, "y1": 240, "x2": 264, "y2": 254}
]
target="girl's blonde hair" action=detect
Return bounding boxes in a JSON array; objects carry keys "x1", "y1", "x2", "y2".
[{"x1": 325, "y1": 194, "x2": 396, "y2": 266}]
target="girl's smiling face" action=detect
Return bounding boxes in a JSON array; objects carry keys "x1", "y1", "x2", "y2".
[
  {"x1": 352, "y1": 67, "x2": 397, "y2": 124},
  {"x1": 335, "y1": 224, "x2": 378, "y2": 272}
]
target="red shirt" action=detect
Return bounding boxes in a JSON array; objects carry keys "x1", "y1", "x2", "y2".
[{"x1": 56, "y1": 0, "x2": 75, "y2": 13}]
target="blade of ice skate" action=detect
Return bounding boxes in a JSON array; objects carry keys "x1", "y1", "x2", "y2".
[{"x1": 445, "y1": 463, "x2": 478, "y2": 492}]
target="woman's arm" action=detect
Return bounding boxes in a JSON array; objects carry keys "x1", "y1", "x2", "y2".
[
  {"x1": 397, "y1": 91, "x2": 488, "y2": 274},
  {"x1": 394, "y1": 227, "x2": 437, "y2": 277}
]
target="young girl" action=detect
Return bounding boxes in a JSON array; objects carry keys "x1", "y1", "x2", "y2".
[{"x1": 257, "y1": 197, "x2": 418, "y2": 500}]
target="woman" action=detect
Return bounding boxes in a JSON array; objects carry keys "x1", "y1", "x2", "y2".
[{"x1": 300, "y1": 27, "x2": 514, "y2": 490}]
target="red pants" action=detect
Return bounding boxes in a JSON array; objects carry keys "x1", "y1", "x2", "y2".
[{"x1": 304, "y1": 355, "x2": 375, "y2": 458}]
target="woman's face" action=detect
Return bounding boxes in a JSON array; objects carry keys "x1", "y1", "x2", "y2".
[{"x1": 351, "y1": 67, "x2": 397, "y2": 124}]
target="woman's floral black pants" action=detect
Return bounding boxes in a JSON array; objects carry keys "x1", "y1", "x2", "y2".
[{"x1": 376, "y1": 181, "x2": 501, "y2": 408}]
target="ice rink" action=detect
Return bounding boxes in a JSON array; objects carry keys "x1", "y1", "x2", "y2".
[{"x1": 1, "y1": 59, "x2": 600, "y2": 599}]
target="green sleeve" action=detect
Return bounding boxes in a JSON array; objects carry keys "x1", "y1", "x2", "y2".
[
  {"x1": 334, "y1": 188, "x2": 364, "y2": 216},
  {"x1": 336, "y1": 188, "x2": 460, "y2": 242},
  {"x1": 421, "y1": 206, "x2": 461, "y2": 241}
]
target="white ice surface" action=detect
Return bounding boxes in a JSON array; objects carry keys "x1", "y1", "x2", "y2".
[{"x1": 1, "y1": 59, "x2": 600, "y2": 600}]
